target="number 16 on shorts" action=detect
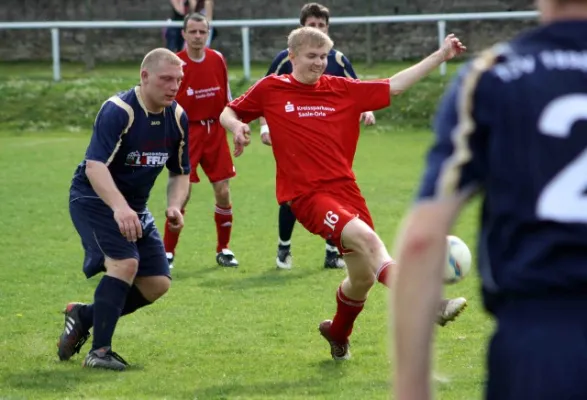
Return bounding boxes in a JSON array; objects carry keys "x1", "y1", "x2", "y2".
[{"x1": 324, "y1": 211, "x2": 339, "y2": 231}]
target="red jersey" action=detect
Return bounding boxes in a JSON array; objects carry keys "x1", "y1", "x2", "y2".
[
  {"x1": 228, "y1": 74, "x2": 391, "y2": 203},
  {"x1": 176, "y1": 48, "x2": 231, "y2": 122}
]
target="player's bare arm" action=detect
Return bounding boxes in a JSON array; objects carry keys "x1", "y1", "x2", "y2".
[
  {"x1": 85, "y1": 160, "x2": 142, "y2": 242},
  {"x1": 166, "y1": 172, "x2": 190, "y2": 232},
  {"x1": 171, "y1": 0, "x2": 187, "y2": 14},
  {"x1": 204, "y1": 0, "x2": 214, "y2": 20},
  {"x1": 259, "y1": 116, "x2": 272, "y2": 146},
  {"x1": 392, "y1": 195, "x2": 467, "y2": 400},
  {"x1": 219, "y1": 107, "x2": 251, "y2": 157},
  {"x1": 388, "y1": 34, "x2": 466, "y2": 96}
]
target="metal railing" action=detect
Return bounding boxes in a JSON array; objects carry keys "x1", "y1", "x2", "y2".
[{"x1": 0, "y1": 11, "x2": 539, "y2": 82}]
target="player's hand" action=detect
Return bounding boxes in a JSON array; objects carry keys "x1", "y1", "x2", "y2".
[
  {"x1": 113, "y1": 205, "x2": 142, "y2": 242},
  {"x1": 440, "y1": 33, "x2": 467, "y2": 61},
  {"x1": 260, "y1": 132, "x2": 272, "y2": 146},
  {"x1": 165, "y1": 207, "x2": 184, "y2": 233},
  {"x1": 360, "y1": 111, "x2": 376, "y2": 126},
  {"x1": 233, "y1": 123, "x2": 251, "y2": 157}
]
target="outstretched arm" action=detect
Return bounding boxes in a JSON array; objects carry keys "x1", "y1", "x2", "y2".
[{"x1": 389, "y1": 34, "x2": 466, "y2": 96}]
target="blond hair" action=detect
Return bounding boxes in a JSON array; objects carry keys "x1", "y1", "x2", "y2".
[
  {"x1": 287, "y1": 26, "x2": 334, "y2": 55},
  {"x1": 140, "y1": 48, "x2": 183, "y2": 72}
]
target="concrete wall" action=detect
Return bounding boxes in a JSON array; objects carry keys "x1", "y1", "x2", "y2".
[{"x1": 0, "y1": 0, "x2": 537, "y2": 63}]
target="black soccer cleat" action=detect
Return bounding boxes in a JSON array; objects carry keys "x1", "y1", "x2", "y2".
[
  {"x1": 324, "y1": 252, "x2": 346, "y2": 269},
  {"x1": 216, "y1": 249, "x2": 239, "y2": 267},
  {"x1": 82, "y1": 346, "x2": 129, "y2": 371},
  {"x1": 276, "y1": 247, "x2": 292, "y2": 270},
  {"x1": 57, "y1": 302, "x2": 91, "y2": 361}
]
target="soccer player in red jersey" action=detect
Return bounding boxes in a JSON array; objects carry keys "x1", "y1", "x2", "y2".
[
  {"x1": 220, "y1": 27, "x2": 468, "y2": 360},
  {"x1": 163, "y1": 12, "x2": 239, "y2": 268}
]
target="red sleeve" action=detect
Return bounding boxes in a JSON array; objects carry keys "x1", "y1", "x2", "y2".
[
  {"x1": 343, "y1": 78, "x2": 391, "y2": 112},
  {"x1": 227, "y1": 76, "x2": 269, "y2": 123}
]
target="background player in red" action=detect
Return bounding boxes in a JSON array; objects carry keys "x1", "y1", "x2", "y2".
[
  {"x1": 163, "y1": 12, "x2": 239, "y2": 268},
  {"x1": 220, "y1": 27, "x2": 468, "y2": 360}
]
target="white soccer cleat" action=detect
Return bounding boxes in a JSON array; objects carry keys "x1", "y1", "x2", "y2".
[
  {"x1": 216, "y1": 248, "x2": 239, "y2": 267},
  {"x1": 436, "y1": 297, "x2": 467, "y2": 327}
]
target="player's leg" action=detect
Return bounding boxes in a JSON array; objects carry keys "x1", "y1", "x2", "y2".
[
  {"x1": 201, "y1": 123, "x2": 238, "y2": 267},
  {"x1": 211, "y1": 179, "x2": 238, "y2": 267},
  {"x1": 163, "y1": 184, "x2": 192, "y2": 269},
  {"x1": 290, "y1": 190, "x2": 368, "y2": 360},
  {"x1": 164, "y1": 124, "x2": 204, "y2": 269},
  {"x1": 81, "y1": 212, "x2": 171, "y2": 370},
  {"x1": 318, "y1": 217, "x2": 389, "y2": 360},
  {"x1": 60, "y1": 198, "x2": 136, "y2": 371},
  {"x1": 338, "y1": 215, "x2": 467, "y2": 328},
  {"x1": 276, "y1": 203, "x2": 296, "y2": 269},
  {"x1": 63, "y1": 213, "x2": 171, "y2": 362}
]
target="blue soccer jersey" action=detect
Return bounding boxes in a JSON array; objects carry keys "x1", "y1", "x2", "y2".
[
  {"x1": 266, "y1": 48, "x2": 358, "y2": 78},
  {"x1": 70, "y1": 86, "x2": 191, "y2": 212},
  {"x1": 418, "y1": 21, "x2": 587, "y2": 311}
]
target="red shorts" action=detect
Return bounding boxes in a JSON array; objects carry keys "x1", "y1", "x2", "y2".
[
  {"x1": 290, "y1": 180, "x2": 374, "y2": 254},
  {"x1": 188, "y1": 120, "x2": 236, "y2": 184}
]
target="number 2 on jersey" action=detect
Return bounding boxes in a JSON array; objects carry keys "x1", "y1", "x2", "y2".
[{"x1": 537, "y1": 94, "x2": 587, "y2": 223}]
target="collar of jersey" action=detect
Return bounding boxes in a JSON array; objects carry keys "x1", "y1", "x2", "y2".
[
  {"x1": 135, "y1": 86, "x2": 166, "y2": 117},
  {"x1": 289, "y1": 74, "x2": 321, "y2": 89}
]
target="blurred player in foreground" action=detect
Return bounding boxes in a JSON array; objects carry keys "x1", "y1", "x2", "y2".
[
  {"x1": 392, "y1": 0, "x2": 587, "y2": 398},
  {"x1": 220, "y1": 26, "x2": 468, "y2": 360},
  {"x1": 58, "y1": 48, "x2": 190, "y2": 371},
  {"x1": 260, "y1": 2, "x2": 376, "y2": 270},
  {"x1": 164, "y1": 12, "x2": 239, "y2": 269}
]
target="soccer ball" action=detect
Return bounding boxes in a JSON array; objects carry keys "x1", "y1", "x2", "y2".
[{"x1": 444, "y1": 235, "x2": 472, "y2": 284}]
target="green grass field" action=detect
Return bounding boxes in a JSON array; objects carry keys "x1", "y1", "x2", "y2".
[{"x1": 0, "y1": 61, "x2": 493, "y2": 399}]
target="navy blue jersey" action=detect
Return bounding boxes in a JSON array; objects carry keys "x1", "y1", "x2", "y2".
[
  {"x1": 266, "y1": 48, "x2": 358, "y2": 78},
  {"x1": 70, "y1": 86, "x2": 190, "y2": 212},
  {"x1": 418, "y1": 21, "x2": 587, "y2": 311}
]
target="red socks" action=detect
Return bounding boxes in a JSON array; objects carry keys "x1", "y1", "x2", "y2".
[
  {"x1": 329, "y1": 260, "x2": 394, "y2": 343},
  {"x1": 214, "y1": 204, "x2": 233, "y2": 253},
  {"x1": 329, "y1": 286, "x2": 366, "y2": 343},
  {"x1": 163, "y1": 208, "x2": 185, "y2": 255}
]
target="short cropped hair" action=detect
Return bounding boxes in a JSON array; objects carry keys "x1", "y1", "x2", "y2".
[
  {"x1": 183, "y1": 12, "x2": 209, "y2": 31},
  {"x1": 287, "y1": 26, "x2": 334, "y2": 54},
  {"x1": 140, "y1": 48, "x2": 183, "y2": 72},
  {"x1": 299, "y1": 3, "x2": 330, "y2": 26}
]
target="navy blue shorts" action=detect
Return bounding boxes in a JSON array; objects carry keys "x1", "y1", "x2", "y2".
[
  {"x1": 486, "y1": 298, "x2": 587, "y2": 399},
  {"x1": 69, "y1": 197, "x2": 170, "y2": 279}
]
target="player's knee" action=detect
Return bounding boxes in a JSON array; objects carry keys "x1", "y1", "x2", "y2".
[
  {"x1": 352, "y1": 227, "x2": 385, "y2": 257},
  {"x1": 105, "y1": 257, "x2": 139, "y2": 283},
  {"x1": 137, "y1": 276, "x2": 171, "y2": 302},
  {"x1": 213, "y1": 180, "x2": 231, "y2": 206},
  {"x1": 349, "y1": 271, "x2": 377, "y2": 291}
]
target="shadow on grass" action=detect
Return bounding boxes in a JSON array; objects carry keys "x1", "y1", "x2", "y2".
[
  {"x1": 195, "y1": 267, "x2": 324, "y2": 290},
  {"x1": 191, "y1": 370, "x2": 389, "y2": 398},
  {"x1": 1, "y1": 364, "x2": 107, "y2": 391}
]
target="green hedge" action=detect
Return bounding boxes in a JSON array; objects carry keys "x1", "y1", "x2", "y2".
[{"x1": 0, "y1": 75, "x2": 450, "y2": 133}]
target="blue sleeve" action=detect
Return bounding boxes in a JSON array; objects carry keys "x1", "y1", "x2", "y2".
[
  {"x1": 266, "y1": 50, "x2": 290, "y2": 76},
  {"x1": 166, "y1": 108, "x2": 191, "y2": 175},
  {"x1": 417, "y1": 63, "x2": 493, "y2": 201},
  {"x1": 342, "y1": 54, "x2": 358, "y2": 79},
  {"x1": 85, "y1": 100, "x2": 130, "y2": 165}
]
